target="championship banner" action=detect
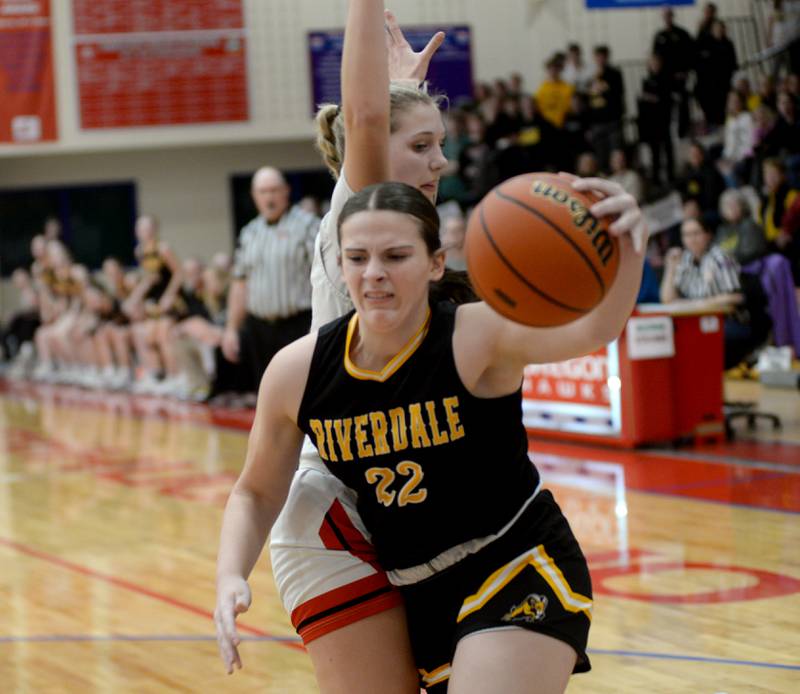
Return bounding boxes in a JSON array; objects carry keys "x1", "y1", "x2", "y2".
[
  {"x1": 522, "y1": 342, "x2": 622, "y2": 436},
  {"x1": 0, "y1": 0, "x2": 57, "y2": 143},
  {"x1": 309, "y1": 25, "x2": 473, "y2": 116},
  {"x1": 72, "y1": 0, "x2": 248, "y2": 129}
]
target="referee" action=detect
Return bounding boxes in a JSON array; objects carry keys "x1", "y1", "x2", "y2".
[{"x1": 221, "y1": 167, "x2": 319, "y2": 393}]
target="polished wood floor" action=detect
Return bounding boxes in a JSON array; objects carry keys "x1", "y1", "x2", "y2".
[{"x1": 1, "y1": 378, "x2": 798, "y2": 693}]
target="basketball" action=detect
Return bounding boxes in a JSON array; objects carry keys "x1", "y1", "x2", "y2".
[{"x1": 464, "y1": 172, "x2": 620, "y2": 327}]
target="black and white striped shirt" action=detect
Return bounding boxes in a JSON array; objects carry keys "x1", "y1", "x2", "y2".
[
  {"x1": 673, "y1": 245, "x2": 741, "y2": 299},
  {"x1": 233, "y1": 205, "x2": 320, "y2": 320}
]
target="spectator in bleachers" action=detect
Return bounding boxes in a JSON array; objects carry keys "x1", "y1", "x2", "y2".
[
  {"x1": 43, "y1": 217, "x2": 61, "y2": 241},
  {"x1": 440, "y1": 214, "x2": 468, "y2": 272},
  {"x1": 32, "y1": 241, "x2": 84, "y2": 382},
  {"x1": 697, "y1": 2, "x2": 719, "y2": 41},
  {"x1": 608, "y1": 148, "x2": 644, "y2": 202},
  {"x1": 517, "y1": 96, "x2": 560, "y2": 171},
  {"x1": 653, "y1": 6, "x2": 695, "y2": 138},
  {"x1": 439, "y1": 109, "x2": 470, "y2": 204},
  {"x1": 734, "y1": 73, "x2": 760, "y2": 112},
  {"x1": 717, "y1": 188, "x2": 770, "y2": 265},
  {"x1": 459, "y1": 112, "x2": 497, "y2": 206},
  {"x1": 638, "y1": 52, "x2": 675, "y2": 184},
  {"x1": 679, "y1": 141, "x2": 726, "y2": 219},
  {"x1": 773, "y1": 91, "x2": 800, "y2": 167},
  {"x1": 485, "y1": 94, "x2": 523, "y2": 148},
  {"x1": 695, "y1": 20, "x2": 738, "y2": 128},
  {"x1": 587, "y1": 45, "x2": 625, "y2": 169},
  {"x1": 0, "y1": 269, "x2": 39, "y2": 363},
  {"x1": 508, "y1": 71, "x2": 529, "y2": 100},
  {"x1": 783, "y1": 71, "x2": 800, "y2": 104},
  {"x1": 755, "y1": 74, "x2": 779, "y2": 111},
  {"x1": 767, "y1": 0, "x2": 800, "y2": 75},
  {"x1": 563, "y1": 43, "x2": 593, "y2": 94},
  {"x1": 535, "y1": 53, "x2": 574, "y2": 129},
  {"x1": 94, "y1": 257, "x2": 134, "y2": 389},
  {"x1": 776, "y1": 187, "x2": 800, "y2": 283},
  {"x1": 576, "y1": 151, "x2": 602, "y2": 178},
  {"x1": 760, "y1": 157, "x2": 800, "y2": 246},
  {"x1": 719, "y1": 91, "x2": 755, "y2": 185},
  {"x1": 125, "y1": 215, "x2": 184, "y2": 393},
  {"x1": 661, "y1": 217, "x2": 769, "y2": 368},
  {"x1": 751, "y1": 105, "x2": 784, "y2": 183},
  {"x1": 561, "y1": 92, "x2": 593, "y2": 171}
]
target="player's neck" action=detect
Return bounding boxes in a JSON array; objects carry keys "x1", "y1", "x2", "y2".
[{"x1": 350, "y1": 304, "x2": 430, "y2": 372}]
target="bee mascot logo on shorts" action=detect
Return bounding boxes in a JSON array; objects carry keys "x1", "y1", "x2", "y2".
[{"x1": 502, "y1": 593, "x2": 548, "y2": 624}]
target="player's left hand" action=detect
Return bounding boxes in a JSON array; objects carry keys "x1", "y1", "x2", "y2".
[
  {"x1": 566, "y1": 175, "x2": 648, "y2": 255},
  {"x1": 385, "y1": 9, "x2": 445, "y2": 83}
]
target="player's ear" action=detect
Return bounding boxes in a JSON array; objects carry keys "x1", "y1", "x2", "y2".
[{"x1": 430, "y1": 249, "x2": 446, "y2": 281}]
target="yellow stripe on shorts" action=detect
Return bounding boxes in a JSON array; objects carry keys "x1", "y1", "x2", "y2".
[
  {"x1": 457, "y1": 544, "x2": 593, "y2": 622},
  {"x1": 419, "y1": 663, "x2": 451, "y2": 687}
]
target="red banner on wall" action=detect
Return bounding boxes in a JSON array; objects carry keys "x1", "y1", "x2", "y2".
[
  {"x1": 0, "y1": 0, "x2": 57, "y2": 143},
  {"x1": 72, "y1": 0, "x2": 248, "y2": 129}
]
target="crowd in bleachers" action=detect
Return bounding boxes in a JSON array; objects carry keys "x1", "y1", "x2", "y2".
[
  {"x1": 2, "y1": 1, "x2": 800, "y2": 400},
  {"x1": 1, "y1": 217, "x2": 232, "y2": 400}
]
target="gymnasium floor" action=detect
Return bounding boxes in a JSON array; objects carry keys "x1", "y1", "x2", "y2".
[{"x1": 0, "y1": 378, "x2": 798, "y2": 693}]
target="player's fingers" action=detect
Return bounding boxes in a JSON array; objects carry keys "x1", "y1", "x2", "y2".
[
  {"x1": 609, "y1": 207, "x2": 642, "y2": 236},
  {"x1": 557, "y1": 171, "x2": 579, "y2": 183},
  {"x1": 571, "y1": 177, "x2": 624, "y2": 199},
  {"x1": 589, "y1": 192, "x2": 637, "y2": 219},
  {"x1": 420, "y1": 31, "x2": 445, "y2": 62},
  {"x1": 215, "y1": 624, "x2": 235, "y2": 674},
  {"x1": 384, "y1": 10, "x2": 406, "y2": 45}
]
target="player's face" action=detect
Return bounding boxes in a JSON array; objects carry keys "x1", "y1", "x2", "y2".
[
  {"x1": 388, "y1": 103, "x2": 448, "y2": 205},
  {"x1": 340, "y1": 210, "x2": 444, "y2": 331}
]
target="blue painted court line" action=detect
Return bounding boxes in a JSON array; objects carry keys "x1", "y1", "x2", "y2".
[
  {"x1": 3, "y1": 635, "x2": 798, "y2": 672},
  {"x1": 589, "y1": 648, "x2": 800, "y2": 671}
]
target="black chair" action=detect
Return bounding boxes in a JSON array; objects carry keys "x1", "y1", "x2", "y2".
[{"x1": 723, "y1": 271, "x2": 783, "y2": 440}]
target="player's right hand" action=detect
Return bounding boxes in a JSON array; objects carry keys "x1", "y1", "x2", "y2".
[{"x1": 214, "y1": 574, "x2": 252, "y2": 674}]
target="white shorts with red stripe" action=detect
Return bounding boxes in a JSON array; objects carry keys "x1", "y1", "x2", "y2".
[{"x1": 269, "y1": 440, "x2": 402, "y2": 644}]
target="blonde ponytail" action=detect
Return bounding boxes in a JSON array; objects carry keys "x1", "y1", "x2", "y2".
[{"x1": 314, "y1": 104, "x2": 345, "y2": 180}]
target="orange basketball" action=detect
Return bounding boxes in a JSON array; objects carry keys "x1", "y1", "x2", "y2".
[{"x1": 464, "y1": 172, "x2": 620, "y2": 327}]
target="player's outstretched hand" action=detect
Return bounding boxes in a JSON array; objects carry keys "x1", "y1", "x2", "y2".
[
  {"x1": 385, "y1": 9, "x2": 445, "y2": 83},
  {"x1": 568, "y1": 176, "x2": 648, "y2": 255},
  {"x1": 214, "y1": 574, "x2": 252, "y2": 674}
]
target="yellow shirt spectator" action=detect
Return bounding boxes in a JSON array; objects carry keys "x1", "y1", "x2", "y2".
[{"x1": 535, "y1": 80, "x2": 575, "y2": 128}]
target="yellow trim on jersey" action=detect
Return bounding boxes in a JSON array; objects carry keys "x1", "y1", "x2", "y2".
[
  {"x1": 344, "y1": 308, "x2": 431, "y2": 382},
  {"x1": 457, "y1": 544, "x2": 593, "y2": 623},
  {"x1": 419, "y1": 663, "x2": 451, "y2": 687}
]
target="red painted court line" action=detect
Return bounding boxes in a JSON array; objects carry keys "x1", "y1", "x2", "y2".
[{"x1": 0, "y1": 537, "x2": 304, "y2": 652}]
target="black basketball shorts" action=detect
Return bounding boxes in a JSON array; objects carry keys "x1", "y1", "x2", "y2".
[{"x1": 400, "y1": 489, "x2": 592, "y2": 692}]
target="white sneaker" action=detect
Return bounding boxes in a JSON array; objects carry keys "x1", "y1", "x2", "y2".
[
  {"x1": 32, "y1": 361, "x2": 57, "y2": 382},
  {"x1": 132, "y1": 373, "x2": 161, "y2": 395}
]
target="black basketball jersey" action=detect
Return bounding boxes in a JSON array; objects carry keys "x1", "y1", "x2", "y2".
[{"x1": 297, "y1": 301, "x2": 539, "y2": 572}]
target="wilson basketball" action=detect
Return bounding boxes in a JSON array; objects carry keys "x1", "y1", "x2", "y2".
[{"x1": 464, "y1": 172, "x2": 620, "y2": 327}]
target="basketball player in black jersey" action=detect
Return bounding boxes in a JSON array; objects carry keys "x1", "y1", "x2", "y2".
[{"x1": 216, "y1": 181, "x2": 646, "y2": 692}]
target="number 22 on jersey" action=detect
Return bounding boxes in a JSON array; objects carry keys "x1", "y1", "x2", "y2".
[{"x1": 365, "y1": 461, "x2": 427, "y2": 508}]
